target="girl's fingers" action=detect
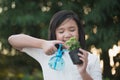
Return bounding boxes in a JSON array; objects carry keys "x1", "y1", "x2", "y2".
[
  {"x1": 78, "y1": 52, "x2": 84, "y2": 57},
  {"x1": 79, "y1": 56, "x2": 87, "y2": 62},
  {"x1": 79, "y1": 48, "x2": 88, "y2": 57},
  {"x1": 53, "y1": 40, "x2": 64, "y2": 45},
  {"x1": 62, "y1": 44, "x2": 69, "y2": 49},
  {"x1": 46, "y1": 46, "x2": 57, "y2": 55},
  {"x1": 53, "y1": 46, "x2": 57, "y2": 51},
  {"x1": 78, "y1": 53, "x2": 85, "y2": 63},
  {"x1": 44, "y1": 40, "x2": 64, "y2": 55},
  {"x1": 78, "y1": 48, "x2": 88, "y2": 64}
]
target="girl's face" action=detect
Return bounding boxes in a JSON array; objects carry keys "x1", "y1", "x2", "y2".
[{"x1": 55, "y1": 18, "x2": 79, "y2": 43}]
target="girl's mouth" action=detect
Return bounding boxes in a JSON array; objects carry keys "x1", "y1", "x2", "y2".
[{"x1": 62, "y1": 40, "x2": 66, "y2": 42}]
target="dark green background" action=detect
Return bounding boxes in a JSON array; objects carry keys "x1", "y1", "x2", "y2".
[{"x1": 0, "y1": 0, "x2": 120, "y2": 80}]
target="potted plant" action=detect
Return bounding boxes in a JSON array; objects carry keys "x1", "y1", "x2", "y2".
[{"x1": 65, "y1": 37, "x2": 83, "y2": 64}]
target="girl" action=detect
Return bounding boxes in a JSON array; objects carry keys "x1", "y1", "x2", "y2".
[{"x1": 8, "y1": 10, "x2": 102, "y2": 80}]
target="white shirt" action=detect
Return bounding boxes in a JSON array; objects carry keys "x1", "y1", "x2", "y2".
[{"x1": 22, "y1": 48, "x2": 102, "y2": 80}]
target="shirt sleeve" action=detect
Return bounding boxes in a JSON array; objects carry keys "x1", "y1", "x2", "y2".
[
  {"x1": 89, "y1": 54, "x2": 102, "y2": 80},
  {"x1": 21, "y1": 47, "x2": 46, "y2": 65}
]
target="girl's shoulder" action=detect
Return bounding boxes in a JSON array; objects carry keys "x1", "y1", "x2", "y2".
[
  {"x1": 88, "y1": 52, "x2": 99, "y2": 58},
  {"x1": 88, "y1": 52, "x2": 100, "y2": 63}
]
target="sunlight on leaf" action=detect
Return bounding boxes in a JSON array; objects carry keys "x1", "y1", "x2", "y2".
[
  {"x1": 0, "y1": 7, "x2": 2, "y2": 13},
  {"x1": 11, "y1": 1, "x2": 15, "y2": 9}
]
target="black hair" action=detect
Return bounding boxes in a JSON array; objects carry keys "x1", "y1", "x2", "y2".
[{"x1": 48, "y1": 10, "x2": 86, "y2": 49}]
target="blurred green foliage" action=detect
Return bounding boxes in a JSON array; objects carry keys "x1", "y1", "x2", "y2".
[{"x1": 0, "y1": 0, "x2": 120, "y2": 80}]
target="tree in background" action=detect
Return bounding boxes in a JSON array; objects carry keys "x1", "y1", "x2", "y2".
[
  {"x1": 83, "y1": 0, "x2": 120, "y2": 79},
  {"x1": 0, "y1": 0, "x2": 120, "y2": 80}
]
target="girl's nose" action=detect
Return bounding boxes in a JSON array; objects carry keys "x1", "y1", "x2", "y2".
[{"x1": 64, "y1": 32, "x2": 72, "y2": 38}]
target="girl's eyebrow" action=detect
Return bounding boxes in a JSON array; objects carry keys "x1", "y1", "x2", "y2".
[
  {"x1": 70, "y1": 26, "x2": 74, "y2": 28},
  {"x1": 57, "y1": 25, "x2": 76, "y2": 30},
  {"x1": 56, "y1": 27, "x2": 64, "y2": 30},
  {"x1": 69, "y1": 26, "x2": 76, "y2": 28}
]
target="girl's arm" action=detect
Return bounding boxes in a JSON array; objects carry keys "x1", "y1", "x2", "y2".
[
  {"x1": 8, "y1": 34, "x2": 45, "y2": 50},
  {"x1": 77, "y1": 48, "x2": 93, "y2": 80},
  {"x1": 8, "y1": 34, "x2": 64, "y2": 54},
  {"x1": 77, "y1": 48, "x2": 102, "y2": 80}
]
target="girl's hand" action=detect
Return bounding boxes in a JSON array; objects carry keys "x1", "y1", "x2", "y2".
[
  {"x1": 41, "y1": 40, "x2": 64, "y2": 55},
  {"x1": 77, "y1": 49, "x2": 93, "y2": 80},
  {"x1": 77, "y1": 48, "x2": 88, "y2": 74}
]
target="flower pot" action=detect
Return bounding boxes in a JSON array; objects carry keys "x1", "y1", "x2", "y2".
[{"x1": 69, "y1": 48, "x2": 83, "y2": 64}]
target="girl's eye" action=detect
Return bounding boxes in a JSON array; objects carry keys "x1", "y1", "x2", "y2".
[
  {"x1": 58, "y1": 30, "x2": 64, "y2": 34},
  {"x1": 70, "y1": 28, "x2": 75, "y2": 32}
]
